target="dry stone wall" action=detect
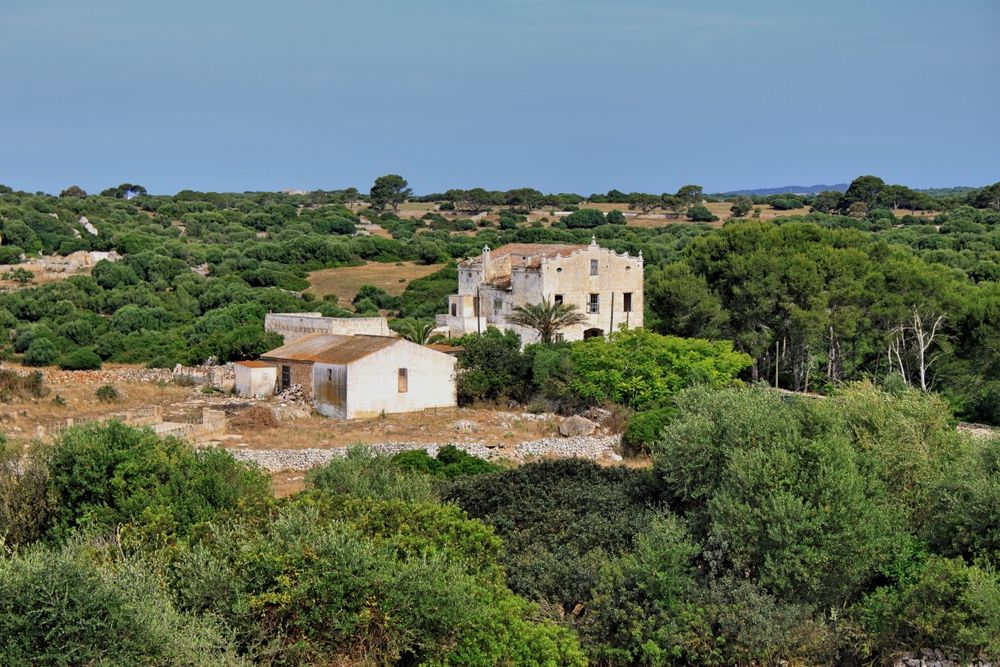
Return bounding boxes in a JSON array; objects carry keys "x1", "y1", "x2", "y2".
[
  {"x1": 227, "y1": 435, "x2": 622, "y2": 472},
  {"x1": 894, "y1": 650, "x2": 992, "y2": 667}
]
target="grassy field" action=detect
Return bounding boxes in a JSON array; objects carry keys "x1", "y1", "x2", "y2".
[{"x1": 306, "y1": 261, "x2": 444, "y2": 306}]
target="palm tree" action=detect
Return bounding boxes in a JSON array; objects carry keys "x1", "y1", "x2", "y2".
[
  {"x1": 396, "y1": 318, "x2": 445, "y2": 345},
  {"x1": 507, "y1": 298, "x2": 588, "y2": 344}
]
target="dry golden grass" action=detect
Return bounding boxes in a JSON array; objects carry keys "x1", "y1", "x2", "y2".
[
  {"x1": 306, "y1": 261, "x2": 444, "y2": 306},
  {"x1": 224, "y1": 406, "x2": 568, "y2": 453},
  {"x1": 0, "y1": 265, "x2": 91, "y2": 290},
  {"x1": 270, "y1": 470, "x2": 308, "y2": 498},
  {"x1": 2, "y1": 378, "x2": 192, "y2": 445}
]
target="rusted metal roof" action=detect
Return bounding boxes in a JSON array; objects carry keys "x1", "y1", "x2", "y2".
[
  {"x1": 460, "y1": 243, "x2": 587, "y2": 270},
  {"x1": 425, "y1": 344, "x2": 464, "y2": 355},
  {"x1": 235, "y1": 360, "x2": 275, "y2": 368},
  {"x1": 261, "y1": 333, "x2": 399, "y2": 364}
]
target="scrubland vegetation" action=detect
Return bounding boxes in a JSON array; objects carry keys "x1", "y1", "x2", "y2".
[
  {"x1": 2, "y1": 175, "x2": 1000, "y2": 664},
  {"x1": 1, "y1": 382, "x2": 998, "y2": 665}
]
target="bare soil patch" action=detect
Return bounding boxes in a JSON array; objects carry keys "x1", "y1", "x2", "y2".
[
  {"x1": 306, "y1": 261, "x2": 443, "y2": 306},
  {"x1": 270, "y1": 470, "x2": 308, "y2": 497},
  {"x1": 223, "y1": 406, "x2": 571, "y2": 452}
]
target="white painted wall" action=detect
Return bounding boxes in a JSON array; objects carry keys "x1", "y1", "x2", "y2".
[
  {"x1": 234, "y1": 364, "x2": 277, "y2": 397},
  {"x1": 312, "y1": 340, "x2": 457, "y2": 419}
]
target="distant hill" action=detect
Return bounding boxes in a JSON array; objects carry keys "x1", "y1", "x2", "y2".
[{"x1": 712, "y1": 184, "x2": 848, "y2": 197}]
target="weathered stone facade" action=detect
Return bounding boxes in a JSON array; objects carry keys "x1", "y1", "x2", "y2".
[
  {"x1": 264, "y1": 313, "x2": 391, "y2": 344},
  {"x1": 440, "y1": 238, "x2": 643, "y2": 343}
]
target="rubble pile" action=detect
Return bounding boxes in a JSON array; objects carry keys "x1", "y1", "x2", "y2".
[{"x1": 275, "y1": 384, "x2": 306, "y2": 402}]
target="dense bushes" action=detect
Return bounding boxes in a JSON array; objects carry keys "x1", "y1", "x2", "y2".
[
  {"x1": 454, "y1": 327, "x2": 749, "y2": 411},
  {"x1": 57, "y1": 348, "x2": 102, "y2": 370},
  {"x1": 1, "y1": 396, "x2": 999, "y2": 665},
  {"x1": 445, "y1": 459, "x2": 665, "y2": 609},
  {"x1": 0, "y1": 429, "x2": 587, "y2": 666},
  {"x1": 0, "y1": 543, "x2": 244, "y2": 666},
  {"x1": 392, "y1": 445, "x2": 503, "y2": 479},
  {"x1": 42, "y1": 420, "x2": 272, "y2": 544}
]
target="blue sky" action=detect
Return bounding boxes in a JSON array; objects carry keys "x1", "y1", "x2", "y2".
[{"x1": 1, "y1": 1, "x2": 997, "y2": 195}]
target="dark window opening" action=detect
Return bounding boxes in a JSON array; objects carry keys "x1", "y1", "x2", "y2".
[
  {"x1": 281, "y1": 365, "x2": 291, "y2": 390},
  {"x1": 451, "y1": 303, "x2": 457, "y2": 316},
  {"x1": 398, "y1": 368, "x2": 408, "y2": 393},
  {"x1": 554, "y1": 294, "x2": 563, "y2": 305},
  {"x1": 583, "y1": 328, "x2": 604, "y2": 339},
  {"x1": 588, "y1": 293, "x2": 599, "y2": 314},
  {"x1": 591, "y1": 259, "x2": 598, "y2": 275},
  {"x1": 494, "y1": 298, "x2": 503, "y2": 311},
  {"x1": 327, "y1": 368, "x2": 332, "y2": 382},
  {"x1": 623, "y1": 292, "x2": 632, "y2": 312}
]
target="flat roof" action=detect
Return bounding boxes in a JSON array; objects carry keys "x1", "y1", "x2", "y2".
[{"x1": 235, "y1": 360, "x2": 275, "y2": 368}]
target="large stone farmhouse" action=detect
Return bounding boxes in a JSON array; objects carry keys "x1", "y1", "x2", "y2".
[
  {"x1": 439, "y1": 237, "x2": 644, "y2": 343},
  {"x1": 260, "y1": 332, "x2": 457, "y2": 419}
]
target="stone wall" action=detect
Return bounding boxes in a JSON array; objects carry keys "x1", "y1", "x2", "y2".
[
  {"x1": 264, "y1": 313, "x2": 391, "y2": 343},
  {"x1": 894, "y1": 650, "x2": 992, "y2": 667},
  {"x1": 226, "y1": 435, "x2": 622, "y2": 472},
  {"x1": 173, "y1": 363, "x2": 235, "y2": 390}
]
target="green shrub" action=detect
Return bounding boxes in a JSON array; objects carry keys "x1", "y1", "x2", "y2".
[
  {"x1": 606, "y1": 209, "x2": 627, "y2": 225},
  {"x1": 172, "y1": 502, "x2": 587, "y2": 666},
  {"x1": 57, "y1": 348, "x2": 102, "y2": 370},
  {"x1": 686, "y1": 204, "x2": 719, "y2": 222},
  {"x1": 852, "y1": 556, "x2": 1000, "y2": 661},
  {"x1": 0, "y1": 438, "x2": 53, "y2": 547},
  {"x1": 563, "y1": 208, "x2": 607, "y2": 229},
  {"x1": 23, "y1": 337, "x2": 59, "y2": 366},
  {"x1": 444, "y1": 458, "x2": 663, "y2": 609},
  {"x1": 0, "y1": 369, "x2": 46, "y2": 402},
  {"x1": 655, "y1": 385, "x2": 922, "y2": 608},
  {"x1": 45, "y1": 420, "x2": 272, "y2": 543},
  {"x1": 306, "y1": 445, "x2": 436, "y2": 503},
  {"x1": 95, "y1": 384, "x2": 119, "y2": 402},
  {"x1": 455, "y1": 327, "x2": 534, "y2": 405},
  {"x1": 622, "y1": 406, "x2": 677, "y2": 453},
  {"x1": 392, "y1": 445, "x2": 502, "y2": 480},
  {"x1": 0, "y1": 543, "x2": 244, "y2": 666},
  {"x1": 569, "y1": 327, "x2": 751, "y2": 410}
]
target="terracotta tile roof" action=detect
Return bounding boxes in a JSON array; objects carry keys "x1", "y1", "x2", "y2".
[
  {"x1": 261, "y1": 333, "x2": 399, "y2": 364},
  {"x1": 235, "y1": 360, "x2": 274, "y2": 368},
  {"x1": 460, "y1": 243, "x2": 587, "y2": 270}
]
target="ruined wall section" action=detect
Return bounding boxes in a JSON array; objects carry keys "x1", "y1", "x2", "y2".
[{"x1": 265, "y1": 314, "x2": 391, "y2": 343}]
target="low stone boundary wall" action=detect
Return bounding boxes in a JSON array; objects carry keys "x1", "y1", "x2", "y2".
[
  {"x1": 894, "y1": 649, "x2": 992, "y2": 667},
  {"x1": 227, "y1": 435, "x2": 622, "y2": 472}
]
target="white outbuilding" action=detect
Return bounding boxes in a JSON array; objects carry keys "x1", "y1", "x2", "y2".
[
  {"x1": 234, "y1": 361, "x2": 278, "y2": 398},
  {"x1": 259, "y1": 333, "x2": 458, "y2": 419}
]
